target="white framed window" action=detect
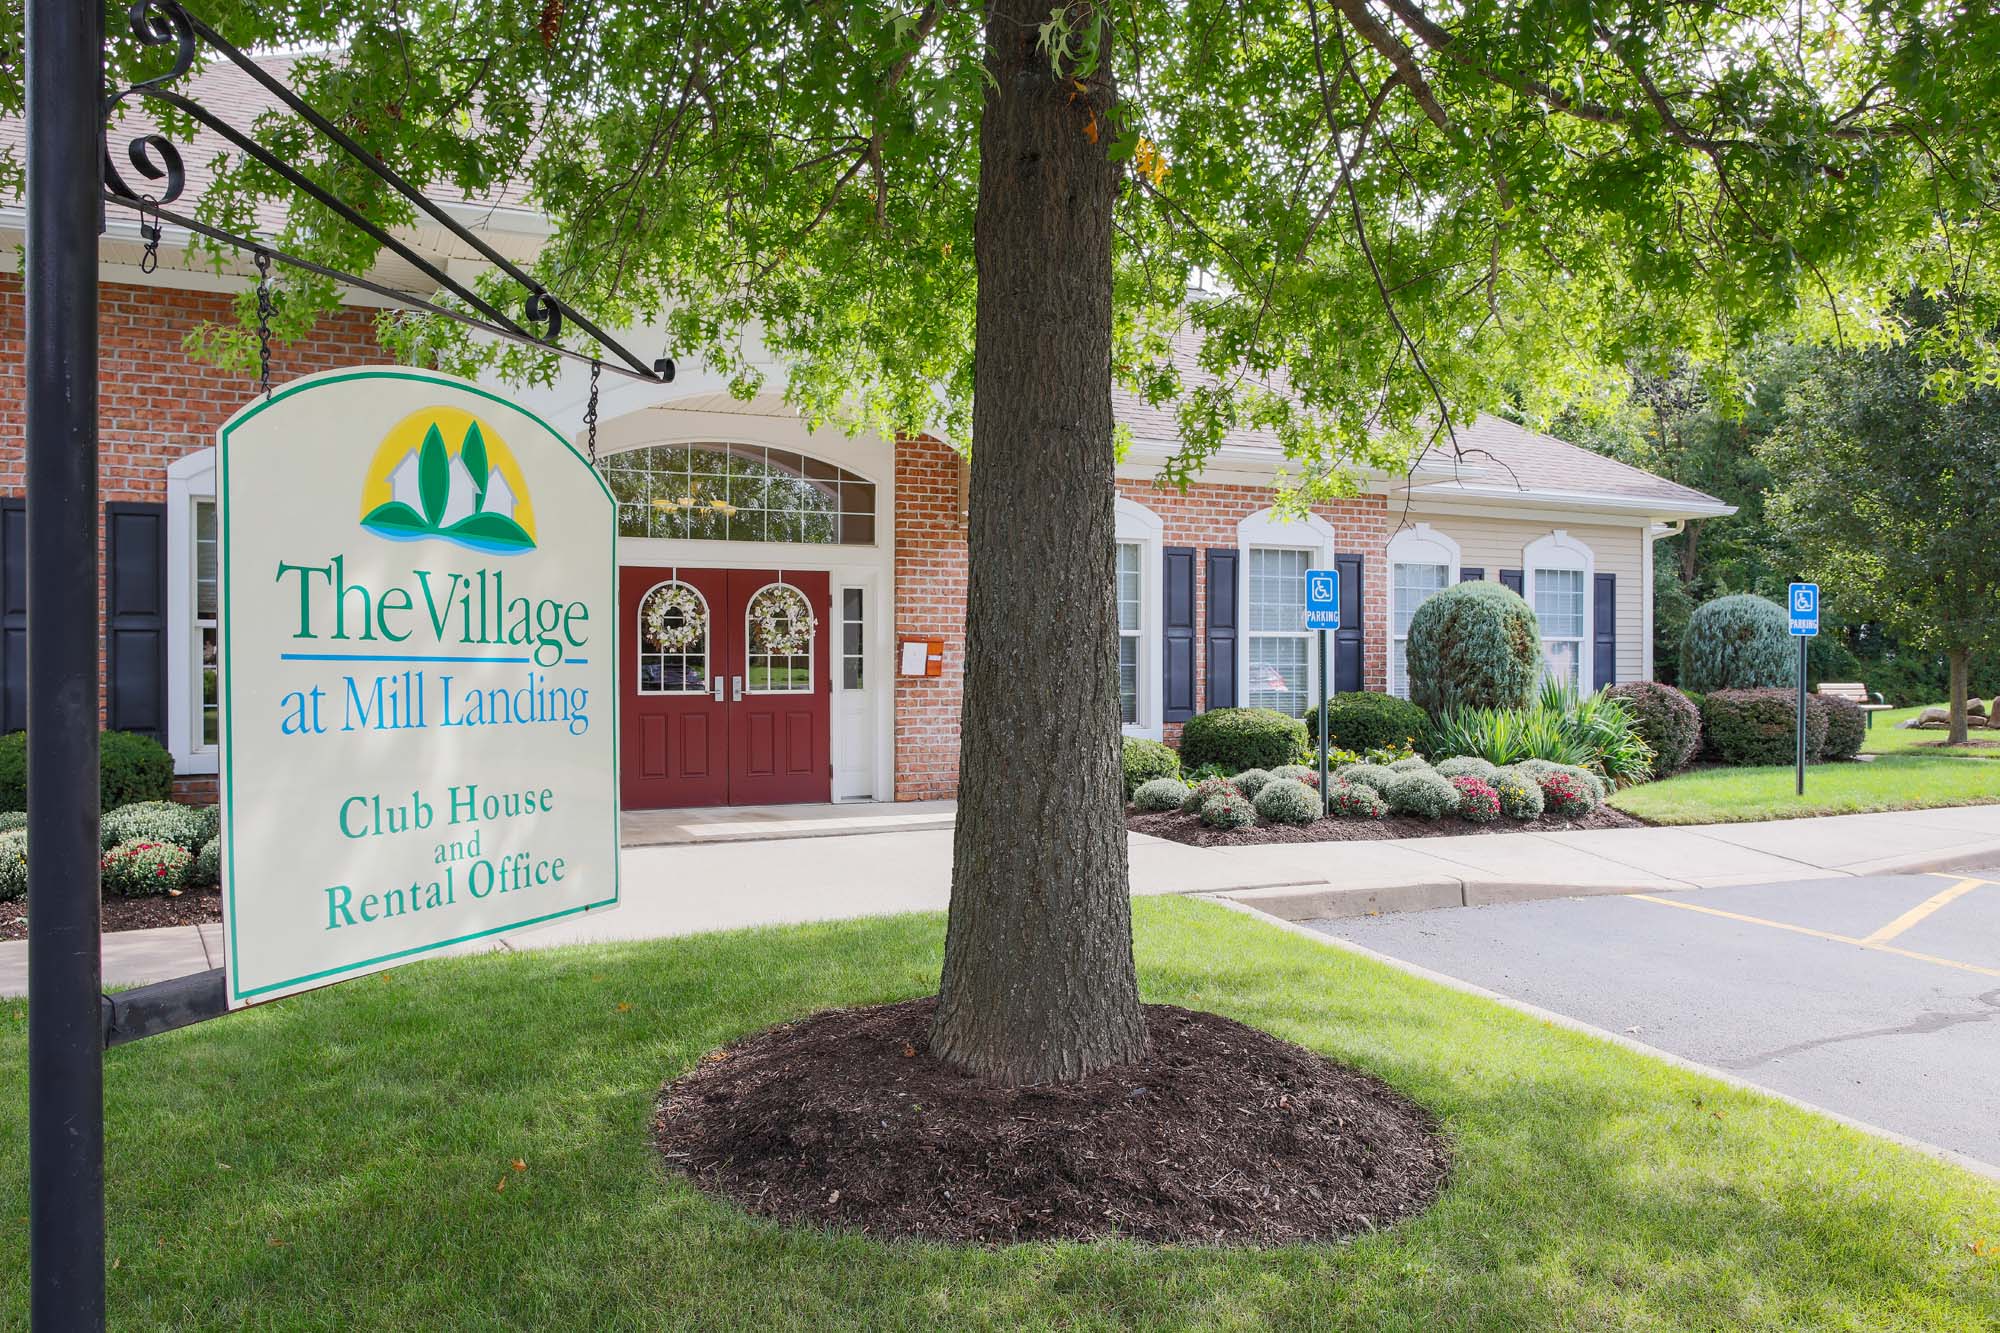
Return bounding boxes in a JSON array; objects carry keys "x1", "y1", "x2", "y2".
[
  {"x1": 839, "y1": 587, "x2": 865, "y2": 691},
  {"x1": 743, "y1": 582, "x2": 816, "y2": 693},
  {"x1": 1237, "y1": 507, "x2": 1336, "y2": 719},
  {"x1": 1525, "y1": 531, "x2": 1594, "y2": 693},
  {"x1": 636, "y1": 580, "x2": 711, "y2": 694},
  {"x1": 166, "y1": 448, "x2": 218, "y2": 773},
  {"x1": 1113, "y1": 497, "x2": 1165, "y2": 738},
  {"x1": 1386, "y1": 524, "x2": 1461, "y2": 699}
]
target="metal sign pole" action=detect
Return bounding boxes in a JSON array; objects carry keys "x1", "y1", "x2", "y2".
[
  {"x1": 1317, "y1": 629, "x2": 1330, "y2": 802},
  {"x1": 25, "y1": 0, "x2": 107, "y2": 1327},
  {"x1": 1796, "y1": 635, "x2": 1809, "y2": 798}
]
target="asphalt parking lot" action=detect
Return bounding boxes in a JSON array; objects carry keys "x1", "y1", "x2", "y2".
[{"x1": 1312, "y1": 870, "x2": 2000, "y2": 1169}]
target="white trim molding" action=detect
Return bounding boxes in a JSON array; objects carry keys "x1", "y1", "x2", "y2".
[
  {"x1": 1114, "y1": 496, "x2": 1167, "y2": 739},
  {"x1": 1523, "y1": 529, "x2": 1596, "y2": 692},
  {"x1": 1385, "y1": 523, "x2": 1462, "y2": 699},
  {"x1": 1236, "y1": 507, "x2": 1336, "y2": 718},
  {"x1": 166, "y1": 447, "x2": 218, "y2": 774}
]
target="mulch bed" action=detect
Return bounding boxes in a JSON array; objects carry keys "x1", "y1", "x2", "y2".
[
  {"x1": 654, "y1": 996, "x2": 1451, "y2": 1246},
  {"x1": 0, "y1": 887, "x2": 222, "y2": 942},
  {"x1": 1130, "y1": 804, "x2": 1645, "y2": 847}
]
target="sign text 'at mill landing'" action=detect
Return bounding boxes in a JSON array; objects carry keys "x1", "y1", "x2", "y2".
[{"x1": 218, "y1": 367, "x2": 621, "y2": 1008}]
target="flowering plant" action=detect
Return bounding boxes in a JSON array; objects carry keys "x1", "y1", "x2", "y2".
[
  {"x1": 1449, "y1": 776, "x2": 1501, "y2": 823},
  {"x1": 643, "y1": 582, "x2": 707, "y2": 653},
  {"x1": 1325, "y1": 780, "x2": 1388, "y2": 819},
  {"x1": 101, "y1": 838, "x2": 192, "y2": 898},
  {"x1": 1538, "y1": 771, "x2": 1595, "y2": 820}
]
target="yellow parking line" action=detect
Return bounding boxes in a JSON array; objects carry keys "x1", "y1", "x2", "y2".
[
  {"x1": 1863, "y1": 878, "x2": 1985, "y2": 945},
  {"x1": 1629, "y1": 894, "x2": 2000, "y2": 980}
]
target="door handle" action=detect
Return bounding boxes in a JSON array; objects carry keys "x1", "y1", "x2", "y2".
[
  {"x1": 731, "y1": 675, "x2": 744, "y2": 702},
  {"x1": 711, "y1": 676, "x2": 724, "y2": 702}
]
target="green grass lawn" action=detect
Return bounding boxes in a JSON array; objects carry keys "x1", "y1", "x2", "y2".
[
  {"x1": 1863, "y1": 704, "x2": 2000, "y2": 759},
  {"x1": 1612, "y1": 752, "x2": 2000, "y2": 825},
  {"x1": 4, "y1": 899, "x2": 1996, "y2": 1330}
]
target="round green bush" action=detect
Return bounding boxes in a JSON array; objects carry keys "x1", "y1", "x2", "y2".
[
  {"x1": 1181, "y1": 777, "x2": 1239, "y2": 814},
  {"x1": 1231, "y1": 768, "x2": 1275, "y2": 799},
  {"x1": 1405, "y1": 582, "x2": 1542, "y2": 717},
  {"x1": 1606, "y1": 681, "x2": 1702, "y2": 774},
  {"x1": 1198, "y1": 791, "x2": 1257, "y2": 830},
  {"x1": 1820, "y1": 695, "x2": 1866, "y2": 761},
  {"x1": 1387, "y1": 756, "x2": 1433, "y2": 773},
  {"x1": 1270, "y1": 764, "x2": 1321, "y2": 789},
  {"x1": 100, "y1": 838, "x2": 191, "y2": 898},
  {"x1": 1536, "y1": 769, "x2": 1598, "y2": 820},
  {"x1": 194, "y1": 803, "x2": 222, "y2": 845},
  {"x1": 1303, "y1": 690, "x2": 1429, "y2": 753},
  {"x1": 1325, "y1": 781, "x2": 1388, "y2": 819},
  {"x1": 1336, "y1": 762, "x2": 1398, "y2": 794},
  {"x1": 1513, "y1": 758, "x2": 1608, "y2": 801},
  {"x1": 0, "y1": 729, "x2": 176, "y2": 813},
  {"x1": 1702, "y1": 689, "x2": 1828, "y2": 766},
  {"x1": 1491, "y1": 767, "x2": 1546, "y2": 820},
  {"x1": 101, "y1": 800, "x2": 207, "y2": 853},
  {"x1": 1434, "y1": 755, "x2": 1499, "y2": 783},
  {"x1": 0, "y1": 811, "x2": 26, "y2": 834},
  {"x1": 1132, "y1": 777, "x2": 1191, "y2": 813},
  {"x1": 1680, "y1": 595, "x2": 1794, "y2": 694},
  {"x1": 1178, "y1": 708, "x2": 1307, "y2": 775},
  {"x1": 1121, "y1": 736, "x2": 1181, "y2": 798},
  {"x1": 1449, "y1": 775, "x2": 1501, "y2": 823},
  {"x1": 0, "y1": 828, "x2": 26, "y2": 901},
  {"x1": 189, "y1": 837, "x2": 221, "y2": 888},
  {"x1": 1253, "y1": 778, "x2": 1320, "y2": 825},
  {"x1": 1385, "y1": 770, "x2": 1460, "y2": 820}
]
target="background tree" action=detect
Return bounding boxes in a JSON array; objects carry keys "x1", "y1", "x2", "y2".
[
  {"x1": 1763, "y1": 291, "x2": 2000, "y2": 744},
  {"x1": 37, "y1": 0, "x2": 2000, "y2": 1083}
]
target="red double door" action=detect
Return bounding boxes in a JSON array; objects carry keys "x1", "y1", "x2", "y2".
[{"x1": 620, "y1": 567, "x2": 832, "y2": 809}]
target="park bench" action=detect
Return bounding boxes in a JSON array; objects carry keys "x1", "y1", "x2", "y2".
[{"x1": 1816, "y1": 682, "x2": 1892, "y2": 728}]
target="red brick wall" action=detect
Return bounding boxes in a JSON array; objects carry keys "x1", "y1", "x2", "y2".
[
  {"x1": 0, "y1": 273, "x2": 386, "y2": 802},
  {"x1": 889, "y1": 441, "x2": 1392, "y2": 800}
]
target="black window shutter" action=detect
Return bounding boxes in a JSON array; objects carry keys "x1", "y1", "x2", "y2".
[
  {"x1": 1334, "y1": 553, "x2": 1364, "y2": 694},
  {"x1": 105, "y1": 503, "x2": 168, "y2": 742},
  {"x1": 1458, "y1": 567, "x2": 1484, "y2": 583},
  {"x1": 1499, "y1": 568, "x2": 1523, "y2": 596},
  {"x1": 1162, "y1": 546, "x2": 1197, "y2": 723},
  {"x1": 0, "y1": 500, "x2": 24, "y2": 733},
  {"x1": 1594, "y1": 572, "x2": 1617, "y2": 688},
  {"x1": 1204, "y1": 547, "x2": 1238, "y2": 709}
]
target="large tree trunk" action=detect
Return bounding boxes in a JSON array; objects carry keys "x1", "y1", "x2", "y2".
[
  {"x1": 1678, "y1": 519, "x2": 1701, "y2": 586},
  {"x1": 1949, "y1": 646, "x2": 1971, "y2": 746},
  {"x1": 931, "y1": 0, "x2": 1149, "y2": 1086}
]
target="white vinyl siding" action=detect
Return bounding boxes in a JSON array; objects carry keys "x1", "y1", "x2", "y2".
[{"x1": 1246, "y1": 547, "x2": 1312, "y2": 717}]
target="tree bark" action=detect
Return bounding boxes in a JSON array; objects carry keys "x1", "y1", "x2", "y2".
[
  {"x1": 930, "y1": 0, "x2": 1149, "y2": 1085},
  {"x1": 1679, "y1": 520, "x2": 1701, "y2": 586},
  {"x1": 1949, "y1": 646, "x2": 1971, "y2": 746}
]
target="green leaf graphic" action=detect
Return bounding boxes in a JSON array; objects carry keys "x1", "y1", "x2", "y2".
[
  {"x1": 360, "y1": 501, "x2": 431, "y2": 535},
  {"x1": 418, "y1": 423, "x2": 450, "y2": 529},
  {"x1": 460, "y1": 421, "x2": 490, "y2": 508},
  {"x1": 444, "y1": 511, "x2": 535, "y2": 552}
]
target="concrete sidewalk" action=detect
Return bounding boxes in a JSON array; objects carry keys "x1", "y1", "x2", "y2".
[{"x1": 9, "y1": 803, "x2": 2000, "y2": 994}]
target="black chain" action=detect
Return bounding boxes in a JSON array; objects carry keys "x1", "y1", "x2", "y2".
[
  {"x1": 585, "y1": 359, "x2": 601, "y2": 466},
  {"x1": 254, "y1": 250, "x2": 274, "y2": 399},
  {"x1": 138, "y1": 195, "x2": 162, "y2": 274}
]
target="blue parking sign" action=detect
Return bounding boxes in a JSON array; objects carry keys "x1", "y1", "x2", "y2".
[
  {"x1": 1788, "y1": 582, "x2": 1819, "y2": 637},
  {"x1": 1305, "y1": 568, "x2": 1340, "y2": 630}
]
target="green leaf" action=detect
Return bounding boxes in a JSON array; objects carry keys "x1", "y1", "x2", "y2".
[
  {"x1": 460, "y1": 421, "x2": 490, "y2": 504},
  {"x1": 361, "y1": 501, "x2": 432, "y2": 535},
  {"x1": 444, "y1": 511, "x2": 535, "y2": 553},
  {"x1": 418, "y1": 423, "x2": 450, "y2": 529}
]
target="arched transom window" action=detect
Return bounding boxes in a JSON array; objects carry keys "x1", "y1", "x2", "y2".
[
  {"x1": 637, "y1": 580, "x2": 710, "y2": 694},
  {"x1": 604, "y1": 443, "x2": 876, "y2": 544},
  {"x1": 745, "y1": 583, "x2": 817, "y2": 693}
]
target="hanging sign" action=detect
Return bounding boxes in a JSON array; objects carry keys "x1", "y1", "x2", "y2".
[{"x1": 217, "y1": 367, "x2": 620, "y2": 1008}]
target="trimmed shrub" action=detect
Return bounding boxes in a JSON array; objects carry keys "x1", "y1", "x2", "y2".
[
  {"x1": 194, "y1": 803, "x2": 222, "y2": 845},
  {"x1": 1681, "y1": 595, "x2": 1794, "y2": 694},
  {"x1": 1231, "y1": 768, "x2": 1276, "y2": 800},
  {"x1": 1820, "y1": 695, "x2": 1866, "y2": 761},
  {"x1": 100, "y1": 839, "x2": 191, "y2": 898},
  {"x1": 1387, "y1": 755, "x2": 1433, "y2": 773},
  {"x1": 1450, "y1": 776, "x2": 1501, "y2": 823},
  {"x1": 0, "y1": 729, "x2": 176, "y2": 813},
  {"x1": 1405, "y1": 582, "x2": 1542, "y2": 717},
  {"x1": 1336, "y1": 763, "x2": 1398, "y2": 794},
  {"x1": 1325, "y1": 781, "x2": 1389, "y2": 819},
  {"x1": 1198, "y1": 791, "x2": 1257, "y2": 830},
  {"x1": 1606, "y1": 682, "x2": 1701, "y2": 774},
  {"x1": 1132, "y1": 777, "x2": 1191, "y2": 813},
  {"x1": 0, "y1": 811, "x2": 26, "y2": 834},
  {"x1": 1178, "y1": 708, "x2": 1307, "y2": 775},
  {"x1": 0, "y1": 828, "x2": 25, "y2": 901},
  {"x1": 1121, "y1": 737, "x2": 1180, "y2": 798},
  {"x1": 1385, "y1": 770, "x2": 1460, "y2": 820},
  {"x1": 1491, "y1": 767, "x2": 1545, "y2": 820},
  {"x1": 1434, "y1": 755, "x2": 1499, "y2": 783},
  {"x1": 1703, "y1": 689, "x2": 1828, "y2": 767},
  {"x1": 1513, "y1": 758, "x2": 1607, "y2": 801},
  {"x1": 1181, "y1": 777, "x2": 1239, "y2": 814},
  {"x1": 101, "y1": 800, "x2": 207, "y2": 853},
  {"x1": 1537, "y1": 770, "x2": 1598, "y2": 820},
  {"x1": 189, "y1": 837, "x2": 222, "y2": 889},
  {"x1": 1303, "y1": 691, "x2": 1428, "y2": 753},
  {"x1": 1253, "y1": 778, "x2": 1321, "y2": 825},
  {"x1": 1270, "y1": 764, "x2": 1320, "y2": 789}
]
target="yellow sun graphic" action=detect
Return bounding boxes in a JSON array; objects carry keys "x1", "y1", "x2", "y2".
[{"x1": 358, "y1": 406, "x2": 539, "y2": 553}]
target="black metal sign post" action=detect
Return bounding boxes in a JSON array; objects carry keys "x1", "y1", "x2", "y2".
[
  {"x1": 1796, "y1": 635, "x2": 1810, "y2": 797},
  {"x1": 26, "y1": 0, "x2": 108, "y2": 1326}
]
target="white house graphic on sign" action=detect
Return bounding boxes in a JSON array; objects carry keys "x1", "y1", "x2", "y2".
[{"x1": 386, "y1": 448, "x2": 519, "y2": 527}]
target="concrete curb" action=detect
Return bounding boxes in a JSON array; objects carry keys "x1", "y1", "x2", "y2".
[{"x1": 1207, "y1": 895, "x2": 2000, "y2": 1184}]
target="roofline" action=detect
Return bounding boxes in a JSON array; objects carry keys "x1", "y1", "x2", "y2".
[{"x1": 1399, "y1": 481, "x2": 1736, "y2": 521}]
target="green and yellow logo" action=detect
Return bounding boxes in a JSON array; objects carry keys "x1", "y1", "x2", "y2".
[{"x1": 359, "y1": 406, "x2": 538, "y2": 554}]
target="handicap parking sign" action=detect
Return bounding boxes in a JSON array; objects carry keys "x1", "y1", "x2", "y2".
[
  {"x1": 1305, "y1": 568, "x2": 1340, "y2": 631},
  {"x1": 1788, "y1": 582, "x2": 1819, "y2": 636}
]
